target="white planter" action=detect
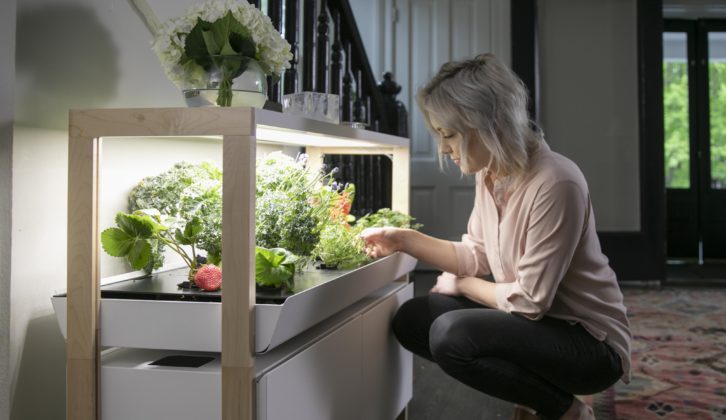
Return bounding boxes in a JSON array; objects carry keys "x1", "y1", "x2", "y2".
[{"x1": 52, "y1": 252, "x2": 416, "y2": 353}]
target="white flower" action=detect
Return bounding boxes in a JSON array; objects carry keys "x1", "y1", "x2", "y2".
[{"x1": 151, "y1": 0, "x2": 292, "y2": 89}]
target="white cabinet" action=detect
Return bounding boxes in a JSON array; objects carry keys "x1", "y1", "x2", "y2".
[
  {"x1": 258, "y1": 317, "x2": 363, "y2": 420},
  {"x1": 96, "y1": 282, "x2": 413, "y2": 420},
  {"x1": 257, "y1": 282, "x2": 412, "y2": 420},
  {"x1": 361, "y1": 283, "x2": 413, "y2": 420}
]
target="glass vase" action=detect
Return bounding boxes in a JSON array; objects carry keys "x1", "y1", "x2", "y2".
[{"x1": 183, "y1": 56, "x2": 267, "y2": 108}]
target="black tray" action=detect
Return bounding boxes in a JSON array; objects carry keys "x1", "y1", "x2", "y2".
[{"x1": 94, "y1": 266, "x2": 359, "y2": 304}]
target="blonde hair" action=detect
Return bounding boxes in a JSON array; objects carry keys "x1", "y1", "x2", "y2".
[{"x1": 416, "y1": 53, "x2": 543, "y2": 178}]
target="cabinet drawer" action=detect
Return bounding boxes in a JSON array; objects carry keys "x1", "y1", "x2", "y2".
[{"x1": 257, "y1": 316, "x2": 363, "y2": 420}]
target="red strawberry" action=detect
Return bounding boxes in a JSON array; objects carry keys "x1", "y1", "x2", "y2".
[{"x1": 194, "y1": 265, "x2": 222, "y2": 291}]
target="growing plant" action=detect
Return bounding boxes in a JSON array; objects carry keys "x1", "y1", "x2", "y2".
[
  {"x1": 255, "y1": 246, "x2": 298, "y2": 290},
  {"x1": 356, "y1": 208, "x2": 423, "y2": 230},
  {"x1": 312, "y1": 184, "x2": 423, "y2": 269},
  {"x1": 255, "y1": 152, "x2": 332, "y2": 262},
  {"x1": 128, "y1": 161, "x2": 222, "y2": 270},
  {"x1": 100, "y1": 210, "x2": 203, "y2": 278},
  {"x1": 102, "y1": 154, "x2": 422, "y2": 290}
]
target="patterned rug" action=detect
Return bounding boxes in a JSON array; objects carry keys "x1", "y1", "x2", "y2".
[{"x1": 587, "y1": 287, "x2": 726, "y2": 419}]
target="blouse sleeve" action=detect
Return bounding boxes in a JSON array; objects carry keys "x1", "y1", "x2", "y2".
[
  {"x1": 495, "y1": 180, "x2": 588, "y2": 320},
  {"x1": 450, "y1": 176, "x2": 491, "y2": 277}
]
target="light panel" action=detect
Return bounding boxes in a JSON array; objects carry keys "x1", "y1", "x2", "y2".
[{"x1": 256, "y1": 126, "x2": 382, "y2": 148}]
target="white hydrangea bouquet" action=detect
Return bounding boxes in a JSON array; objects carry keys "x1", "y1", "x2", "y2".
[{"x1": 149, "y1": 0, "x2": 292, "y2": 107}]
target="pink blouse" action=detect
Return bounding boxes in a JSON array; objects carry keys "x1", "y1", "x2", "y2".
[{"x1": 449, "y1": 143, "x2": 632, "y2": 383}]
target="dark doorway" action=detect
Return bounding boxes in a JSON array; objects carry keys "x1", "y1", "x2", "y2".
[{"x1": 664, "y1": 19, "x2": 726, "y2": 263}]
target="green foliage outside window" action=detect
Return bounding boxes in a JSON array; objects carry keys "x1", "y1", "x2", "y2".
[
  {"x1": 663, "y1": 62, "x2": 690, "y2": 189},
  {"x1": 664, "y1": 61, "x2": 726, "y2": 189},
  {"x1": 710, "y1": 62, "x2": 726, "y2": 189}
]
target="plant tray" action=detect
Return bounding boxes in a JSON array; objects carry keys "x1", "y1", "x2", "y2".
[{"x1": 51, "y1": 252, "x2": 416, "y2": 353}]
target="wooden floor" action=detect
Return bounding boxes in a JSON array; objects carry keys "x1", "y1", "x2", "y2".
[{"x1": 407, "y1": 272, "x2": 514, "y2": 420}]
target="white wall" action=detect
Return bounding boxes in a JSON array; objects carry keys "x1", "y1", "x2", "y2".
[
  {"x1": 349, "y1": 0, "x2": 387, "y2": 79},
  {"x1": 8, "y1": 1, "x2": 324, "y2": 418},
  {"x1": 1, "y1": 0, "x2": 17, "y2": 418},
  {"x1": 10, "y1": 1, "x2": 240, "y2": 419},
  {"x1": 538, "y1": 0, "x2": 641, "y2": 231}
]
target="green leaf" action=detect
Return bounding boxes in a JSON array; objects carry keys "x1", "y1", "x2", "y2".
[
  {"x1": 115, "y1": 213, "x2": 153, "y2": 239},
  {"x1": 185, "y1": 17, "x2": 215, "y2": 68},
  {"x1": 173, "y1": 217, "x2": 202, "y2": 245},
  {"x1": 201, "y1": 25, "x2": 223, "y2": 55},
  {"x1": 115, "y1": 211, "x2": 168, "y2": 239},
  {"x1": 207, "y1": 251, "x2": 222, "y2": 266},
  {"x1": 184, "y1": 217, "x2": 203, "y2": 239},
  {"x1": 255, "y1": 246, "x2": 298, "y2": 288},
  {"x1": 217, "y1": 11, "x2": 255, "y2": 57},
  {"x1": 100, "y1": 228, "x2": 134, "y2": 257},
  {"x1": 127, "y1": 240, "x2": 152, "y2": 270},
  {"x1": 184, "y1": 12, "x2": 257, "y2": 72},
  {"x1": 102, "y1": 212, "x2": 169, "y2": 271},
  {"x1": 174, "y1": 228, "x2": 191, "y2": 245}
]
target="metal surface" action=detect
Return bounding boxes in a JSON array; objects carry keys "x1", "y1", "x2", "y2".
[{"x1": 51, "y1": 253, "x2": 417, "y2": 353}]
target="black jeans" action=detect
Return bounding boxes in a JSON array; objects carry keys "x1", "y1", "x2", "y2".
[{"x1": 392, "y1": 293, "x2": 623, "y2": 419}]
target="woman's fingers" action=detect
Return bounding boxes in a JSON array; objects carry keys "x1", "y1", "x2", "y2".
[{"x1": 361, "y1": 227, "x2": 392, "y2": 258}]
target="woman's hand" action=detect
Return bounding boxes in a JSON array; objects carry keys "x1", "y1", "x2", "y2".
[
  {"x1": 430, "y1": 272, "x2": 463, "y2": 296},
  {"x1": 361, "y1": 228, "x2": 461, "y2": 275},
  {"x1": 360, "y1": 227, "x2": 406, "y2": 258}
]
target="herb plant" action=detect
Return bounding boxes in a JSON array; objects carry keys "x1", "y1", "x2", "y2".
[
  {"x1": 102, "y1": 153, "x2": 422, "y2": 291},
  {"x1": 356, "y1": 208, "x2": 423, "y2": 230},
  {"x1": 255, "y1": 246, "x2": 298, "y2": 290},
  {"x1": 255, "y1": 152, "x2": 331, "y2": 263},
  {"x1": 128, "y1": 161, "x2": 222, "y2": 270},
  {"x1": 101, "y1": 210, "x2": 202, "y2": 276}
]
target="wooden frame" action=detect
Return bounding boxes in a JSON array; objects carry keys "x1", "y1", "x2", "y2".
[{"x1": 66, "y1": 107, "x2": 410, "y2": 420}]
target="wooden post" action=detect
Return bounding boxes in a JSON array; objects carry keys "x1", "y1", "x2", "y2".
[
  {"x1": 222, "y1": 132, "x2": 257, "y2": 420},
  {"x1": 66, "y1": 131, "x2": 100, "y2": 420},
  {"x1": 391, "y1": 147, "x2": 410, "y2": 214}
]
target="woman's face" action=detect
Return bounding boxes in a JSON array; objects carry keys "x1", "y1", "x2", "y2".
[{"x1": 429, "y1": 114, "x2": 492, "y2": 174}]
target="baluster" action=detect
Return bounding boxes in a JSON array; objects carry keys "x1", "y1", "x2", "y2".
[
  {"x1": 366, "y1": 95, "x2": 372, "y2": 129},
  {"x1": 342, "y1": 43, "x2": 353, "y2": 121},
  {"x1": 316, "y1": 0, "x2": 329, "y2": 93},
  {"x1": 379, "y1": 72, "x2": 397, "y2": 134},
  {"x1": 267, "y1": 0, "x2": 283, "y2": 102},
  {"x1": 302, "y1": 0, "x2": 316, "y2": 92},
  {"x1": 353, "y1": 69, "x2": 364, "y2": 123},
  {"x1": 378, "y1": 72, "x2": 408, "y2": 136},
  {"x1": 283, "y1": 0, "x2": 300, "y2": 94},
  {"x1": 330, "y1": 8, "x2": 342, "y2": 95}
]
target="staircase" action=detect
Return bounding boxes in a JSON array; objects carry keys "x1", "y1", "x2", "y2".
[
  {"x1": 254, "y1": 0, "x2": 406, "y2": 216},
  {"x1": 255, "y1": 0, "x2": 408, "y2": 137}
]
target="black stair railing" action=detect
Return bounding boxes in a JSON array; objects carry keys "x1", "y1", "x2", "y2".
[
  {"x1": 248, "y1": 0, "x2": 406, "y2": 137},
  {"x1": 247, "y1": 0, "x2": 406, "y2": 215}
]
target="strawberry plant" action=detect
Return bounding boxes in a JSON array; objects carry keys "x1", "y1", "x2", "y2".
[{"x1": 101, "y1": 210, "x2": 203, "y2": 279}]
